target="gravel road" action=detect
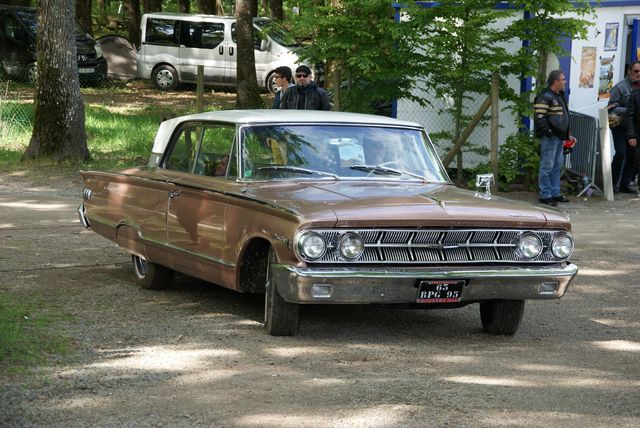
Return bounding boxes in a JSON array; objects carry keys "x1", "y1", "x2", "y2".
[{"x1": 1, "y1": 171, "x2": 639, "y2": 427}]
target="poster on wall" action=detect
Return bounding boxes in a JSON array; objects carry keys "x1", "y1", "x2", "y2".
[
  {"x1": 598, "y1": 56, "x2": 615, "y2": 100},
  {"x1": 579, "y1": 46, "x2": 597, "y2": 88},
  {"x1": 604, "y1": 23, "x2": 619, "y2": 51}
]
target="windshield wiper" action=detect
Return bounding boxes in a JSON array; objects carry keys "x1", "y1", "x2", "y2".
[
  {"x1": 349, "y1": 164, "x2": 427, "y2": 182},
  {"x1": 257, "y1": 165, "x2": 339, "y2": 180}
]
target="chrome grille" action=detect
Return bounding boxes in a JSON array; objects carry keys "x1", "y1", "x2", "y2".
[{"x1": 301, "y1": 228, "x2": 569, "y2": 264}]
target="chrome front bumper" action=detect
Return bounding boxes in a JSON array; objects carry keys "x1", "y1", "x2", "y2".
[{"x1": 271, "y1": 263, "x2": 578, "y2": 304}]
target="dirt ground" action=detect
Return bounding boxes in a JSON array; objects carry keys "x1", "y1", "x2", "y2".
[{"x1": 0, "y1": 169, "x2": 639, "y2": 427}]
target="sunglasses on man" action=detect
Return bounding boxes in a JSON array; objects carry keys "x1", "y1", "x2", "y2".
[{"x1": 296, "y1": 73, "x2": 309, "y2": 78}]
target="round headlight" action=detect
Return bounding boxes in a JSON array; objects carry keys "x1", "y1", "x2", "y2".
[
  {"x1": 518, "y1": 232, "x2": 543, "y2": 259},
  {"x1": 339, "y1": 232, "x2": 364, "y2": 260},
  {"x1": 298, "y1": 232, "x2": 326, "y2": 259},
  {"x1": 551, "y1": 233, "x2": 574, "y2": 259}
]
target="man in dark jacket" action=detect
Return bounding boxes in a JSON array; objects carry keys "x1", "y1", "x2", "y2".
[
  {"x1": 280, "y1": 65, "x2": 331, "y2": 111},
  {"x1": 533, "y1": 69, "x2": 571, "y2": 207},
  {"x1": 624, "y1": 66, "x2": 640, "y2": 195},
  {"x1": 609, "y1": 62, "x2": 640, "y2": 193}
]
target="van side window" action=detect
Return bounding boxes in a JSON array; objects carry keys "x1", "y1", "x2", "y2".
[
  {"x1": 183, "y1": 22, "x2": 225, "y2": 49},
  {"x1": 145, "y1": 18, "x2": 178, "y2": 46},
  {"x1": 230, "y1": 23, "x2": 264, "y2": 50},
  {"x1": 3, "y1": 15, "x2": 22, "y2": 41}
]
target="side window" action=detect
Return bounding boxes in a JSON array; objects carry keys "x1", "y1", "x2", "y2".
[
  {"x1": 195, "y1": 126, "x2": 236, "y2": 177},
  {"x1": 3, "y1": 15, "x2": 22, "y2": 40},
  {"x1": 230, "y1": 23, "x2": 263, "y2": 50},
  {"x1": 166, "y1": 125, "x2": 201, "y2": 173},
  {"x1": 183, "y1": 22, "x2": 225, "y2": 49},
  {"x1": 145, "y1": 18, "x2": 178, "y2": 46}
]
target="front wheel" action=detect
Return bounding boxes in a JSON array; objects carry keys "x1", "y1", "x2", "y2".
[
  {"x1": 152, "y1": 64, "x2": 178, "y2": 91},
  {"x1": 132, "y1": 255, "x2": 174, "y2": 290},
  {"x1": 264, "y1": 249, "x2": 299, "y2": 336},
  {"x1": 480, "y1": 299, "x2": 525, "y2": 335}
]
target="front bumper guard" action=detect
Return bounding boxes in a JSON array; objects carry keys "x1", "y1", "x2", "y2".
[{"x1": 271, "y1": 263, "x2": 578, "y2": 304}]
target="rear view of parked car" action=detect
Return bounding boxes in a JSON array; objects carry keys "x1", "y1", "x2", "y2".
[
  {"x1": 0, "y1": 5, "x2": 107, "y2": 84},
  {"x1": 136, "y1": 12, "x2": 301, "y2": 93}
]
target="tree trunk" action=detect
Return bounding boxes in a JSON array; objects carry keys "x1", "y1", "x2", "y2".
[
  {"x1": 23, "y1": 0, "x2": 90, "y2": 163},
  {"x1": 198, "y1": 0, "x2": 214, "y2": 14},
  {"x1": 235, "y1": 0, "x2": 264, "y2": 109},
  {"x1": 96, "y1": 0, "x2": 107, "y2": 28},
  {"x1": 75, "y1": 0, "x2": 93, "y2": 35},
  {"x1": 177, "y1": 0, "x2": 189, "y2": 13},
  {"x1": 142, "y1": 0, "x2": 160, "y2": 13},
  {"x1": 250, "y1": 0, "x2": 258, "y2": 17},
  {"x1": 215, "y1": 0, "x2": 224, "y2": 14},
  {"x1": 269, "y1": 0, "x2": 283, "y2": 21},
  {"x1": 125, "y1": 0, "x2": 141, "y2": 47}
]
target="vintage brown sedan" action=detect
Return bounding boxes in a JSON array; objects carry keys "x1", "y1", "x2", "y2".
[{"x1": 78, "y1": 110, "x2": 577, "y2": 336}]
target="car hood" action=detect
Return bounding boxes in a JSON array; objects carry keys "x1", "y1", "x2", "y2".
[{"x1": 242, "y1": 181, "x2": 571, "y2": 230}]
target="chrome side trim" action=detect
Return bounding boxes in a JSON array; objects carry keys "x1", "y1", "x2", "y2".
[{"x1": 84, "y1": 213, "x2": 236, "y2": 268}]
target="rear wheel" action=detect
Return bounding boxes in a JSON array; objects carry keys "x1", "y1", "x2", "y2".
[
  {"x1": 152, "y1": 64, "x2": 178, "y2": 91},
  {"x1": 132, "y1": 255, "x2": 174, "y2": 290},
  {"x1": 264, "y1": 249, "x2": 299, "y2": 336},
  {"x1": 480, "y1": 299, "x2": 525, "y2": 335}
]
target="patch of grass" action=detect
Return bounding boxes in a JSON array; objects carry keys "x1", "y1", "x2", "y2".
[{"x1": 0, "y1": 294, "x2": 72, "y2": 373}]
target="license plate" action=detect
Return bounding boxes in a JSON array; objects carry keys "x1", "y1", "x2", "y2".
[
  {"x1": 79, "y1": 68, "x2": 94, "y2": 74},
  {"x1": 416, "y1": 279, "x2": 465, "y2": 303}
]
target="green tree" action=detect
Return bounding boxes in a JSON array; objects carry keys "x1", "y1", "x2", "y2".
[
  {"x1": 291, "y1": 0, "x2": 424, "y2": 114},
  {"x1": 406, "y1": 0, "x2": 514, "y2": 183}
]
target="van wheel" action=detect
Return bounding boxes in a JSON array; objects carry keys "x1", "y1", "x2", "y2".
[
  {"x1": 27, "y1": 63, "x2": 37, "y2": 84},
  {"x1": 264, "y1": 248, "x2": 299, "y2": 336},
  {"x1": 266, "y1": 71, "x2": 278, "y2": 94},
  {"x1": 152, "y1": 65, "x2": 178, "y2": 91},
  {"x1": 132, "y1": 255, "x2": 174, "y2": 289},
  {"x1": 480, "y1": 299, "x2": 525, "y2": 335}
]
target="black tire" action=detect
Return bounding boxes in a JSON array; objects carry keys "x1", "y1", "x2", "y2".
[
  {"x1": 26, "y1": 63, "x2": 37, "y2": 84},
  {"x1": 152, "y1": 64, "x2": 178, "y2": 91},
  {"x1": 264, "y1": 249, "x2": 299, "y2": 336},
  {"x1": 132, "y1": 255, "x2": 174, "y2": 290},
  {"x1": 480, "y1": 299, "x2": 525, "y2": 335},
  {"x1": 266, "y1": 71, "x2": 278, "y2": 94}
]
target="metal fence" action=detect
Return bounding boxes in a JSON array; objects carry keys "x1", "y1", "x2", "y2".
[{"x1": 565, "y1": 111, "x2": 603, "y2": 197}]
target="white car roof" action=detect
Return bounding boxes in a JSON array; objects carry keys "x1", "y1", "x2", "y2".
[{"x1": 150, "y1": 109, "x2": 424, "y2": 157}]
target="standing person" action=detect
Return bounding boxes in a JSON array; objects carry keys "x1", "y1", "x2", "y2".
[
  {"x1": 533, "y1": 69, "x2": 572, "y2": 207},
  {"x1": 280, "y1": 65, "x2": 331, "y2": 111},
  {"x1": 624, "y1": 66, "x2": 640, "y2": 195},
  {"x1": 609, "y1": 62, "x2": 640, "y2": 193},
  {"x1": 271, "y1": 66, "x2": 294, "y2": 109}
]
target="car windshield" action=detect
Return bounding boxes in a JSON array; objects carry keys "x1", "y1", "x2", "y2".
[
  {"x1": 240, "y1": 125, "x2": 450, "y2": 183},
  {"x1": 16, "y1": 10, "x2": 88, "y2": 39},
  {"x1": 254, "y1": 19, "x2": 300, "y2": 48}
]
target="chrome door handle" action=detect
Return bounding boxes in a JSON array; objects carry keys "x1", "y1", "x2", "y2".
[{"x1": 168, "y1": 190, "x2": 181, "y2": 198}]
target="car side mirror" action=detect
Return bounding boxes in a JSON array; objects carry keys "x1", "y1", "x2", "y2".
[
  {"x1": 260, "y1": 38, "x2": 271, "y2": 51},
  {"x1": 475, "y1": 173, "x2": 494, "y2": 198}
]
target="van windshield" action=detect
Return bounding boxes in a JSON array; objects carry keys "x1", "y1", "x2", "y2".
[
  {"x1": 15, "y1": 10, "x2": 88, "y2": 39},
  {"x1": 254, "y1": 19, "x2": 300, "y2": 48}
]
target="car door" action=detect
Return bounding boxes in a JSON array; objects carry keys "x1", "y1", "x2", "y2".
[
  {"x1": 164, "y1": 122, "x2": 237, "y2": 281},
  {"x1": 226, "y1": 22, "x2": 267, "y2": 85},
  {"x1": 178, "y1": 19, "x2": 226, "y2": 84}
]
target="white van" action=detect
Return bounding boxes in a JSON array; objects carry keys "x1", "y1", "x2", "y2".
[{"x1": 137, "y1": 13, "x2": 302, "y2": 92}]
